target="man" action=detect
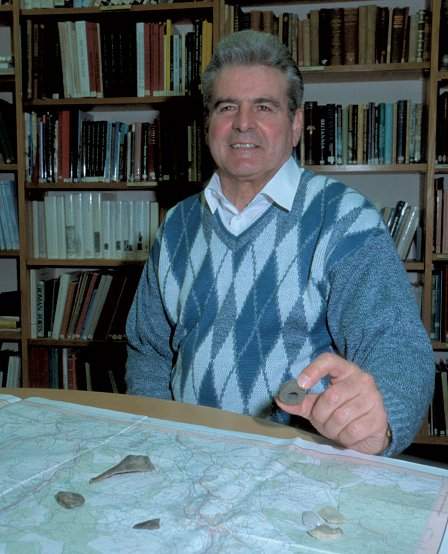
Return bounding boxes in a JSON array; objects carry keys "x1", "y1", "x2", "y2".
[{"x1": 126, "y1": 30, "x2": 434, "y2": 457}]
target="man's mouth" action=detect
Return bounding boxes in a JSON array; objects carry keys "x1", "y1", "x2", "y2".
[{"x1": 231, "y1": 143, "x2": 257, "y2": 149}]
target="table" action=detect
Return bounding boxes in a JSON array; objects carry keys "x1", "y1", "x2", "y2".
[
  {"x1": 4, "y1": 387, "x2": 321, "y2": 441},
  {"x1": 1, "y1": 388, "x2": 447, "y2": 554}
]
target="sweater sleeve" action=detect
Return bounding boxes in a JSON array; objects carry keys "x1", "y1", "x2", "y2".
[
  {"x1": 125, "y1": 242, "x2": 175, "y2": 399},
  {"x1": 327, "y1": 230, "x2": 435, "y2": 456}
]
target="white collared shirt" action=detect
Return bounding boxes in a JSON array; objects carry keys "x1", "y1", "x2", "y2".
[{"x1": 204, "y1": 157, "x2": 304, "y2": 236}]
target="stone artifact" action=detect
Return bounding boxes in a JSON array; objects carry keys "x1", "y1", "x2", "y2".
[
  {"x1": 308, "y1": 524, "x2": 344, "y2": 540},
  {"x1": 133, "y1": 518, "x2": 161, "y2": 530},
  {"x1": 89, "y1": 454, "x2": 155, "y2": 483},
  {"x1": 301, "y1": 510, "x2": 323, "y2": 530},
  {"x1": 55, "y1": 491, "x2": 85, "y2": 509},
  {"x1": 318, "y1": 505, "x2": 345, "y2": 525},
  {"x1": 278, "y1": 379, "x2": 307, "y2": 405}
]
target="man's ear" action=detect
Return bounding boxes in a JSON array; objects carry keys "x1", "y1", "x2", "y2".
[{"x1": 292, "y1": 108, "x2": 303, "y2": 148}]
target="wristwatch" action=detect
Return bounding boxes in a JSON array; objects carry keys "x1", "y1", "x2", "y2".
[{"x1": 385, "y1": 423, "x2": 393, "y2": 447}]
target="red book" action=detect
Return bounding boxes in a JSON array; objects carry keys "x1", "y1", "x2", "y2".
[
  {"x1": 73, "y1": 271, "x2": 100, "y2": 339},
  {"x1": 86, "y1": 21, "x2": 97, "y2": 97}
]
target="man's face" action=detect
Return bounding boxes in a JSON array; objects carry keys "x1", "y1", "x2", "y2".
[{"x1": 207, "y1": 64, "x2": 302, "y2": 191}]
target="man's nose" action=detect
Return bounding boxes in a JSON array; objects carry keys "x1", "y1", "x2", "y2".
[{"x1": 232, "y1": 105, "x2": 255, "y2": 132}]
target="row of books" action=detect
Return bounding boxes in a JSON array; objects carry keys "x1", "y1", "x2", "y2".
[
  {"x1": 380, "y1": 200, "x2": 420, "y2": 261},
  {"x1": 0, "y1": 343, "x2": 21, "y2": 388},
  {"x1": 28, "y1": 346, "x2": 126, "y2": 393},
  {"x1": 301, "y1": 100, "x2": 426, "y2": 166},
  {"x1": 31, "y1": 192, "x2": 159, "y2": 260},
  {"x1": 24, "y1": 110, "x2": 207, "y2": 185},
  {"x1": 23, "y1": 18, "x2": 212, "y2": 100},
  {"x1": 30, "y1": 266, "x2": 142, "y2": 341},
  {"x1": 225, "y1": 5, "x2": 431, "y2": 67},
  {"x1": 0, "y1": 181, "x2": 19, "y2": 251},
  {"x1": 428, "y1": 360, "x2": 448, "y2": 437},
  {"x1": 433, "y1": 177, "x2": 448, "y2": 255},
  {"x1": 440, "y1": 0, "x2": 448, "y2": 70}
]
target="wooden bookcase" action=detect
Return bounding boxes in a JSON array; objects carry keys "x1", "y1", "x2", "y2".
[{"x1": 1, "y1": 0, "x2": 447, "y2": 447}]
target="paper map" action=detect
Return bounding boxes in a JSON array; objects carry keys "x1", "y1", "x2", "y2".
[{"x1": 0, "y1": 394, "x2": 447, "y2": 553}]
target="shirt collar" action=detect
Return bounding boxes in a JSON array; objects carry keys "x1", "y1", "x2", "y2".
[{"x1": 204, "y1": 156, "x2": 303, "y2": 214}]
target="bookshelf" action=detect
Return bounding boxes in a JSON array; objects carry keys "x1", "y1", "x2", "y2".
[
  {"x1": 1, "y1": 0, "x2": 447, "y2": 448},
  {"x1": 3, "y1": 0, "x2": 218, "y2": 391}
]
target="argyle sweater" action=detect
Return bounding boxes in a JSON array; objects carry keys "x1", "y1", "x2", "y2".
[{"x1": 126, "y1": 170, "x2": 434, "y2": 456}]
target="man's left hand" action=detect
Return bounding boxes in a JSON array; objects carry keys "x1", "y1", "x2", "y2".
[{"x1": 276, "y1": 353, "x2": 390, "y2": 455}]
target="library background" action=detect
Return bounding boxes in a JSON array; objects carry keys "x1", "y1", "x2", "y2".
[{"x1": 0, "y1": 0, "x2": 447, "y2": 462}]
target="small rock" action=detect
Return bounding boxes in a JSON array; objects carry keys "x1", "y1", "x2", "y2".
[
  {"x1": 55, "y1": 491, "x2": 85, "y2": 509},
  {"x1": 308, "y1": 524, "x2": 343, "y2": 540}
]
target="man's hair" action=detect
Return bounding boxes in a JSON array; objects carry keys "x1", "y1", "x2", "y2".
[{"x1": 202, "y1": 30, "x2": 304, "y2": 120}]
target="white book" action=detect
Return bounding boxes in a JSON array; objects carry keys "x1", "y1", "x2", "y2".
[
  {"x1": 114, "y1": 200, "x2": 123, "y2": 259},
  {"x1": 396, "y1": 206, "x2": 420, "y2": 260},
  {"x1": 82, "y1": 192, "x2": 95, "y2": 258},
  {"x1": 75, "y1": 21, "x2": 91, "y2": 98},
  {"x1": 56, "y1": 194, "x2": 67, "y2": 258},
  {"x1": 58, "y1": 21, "x2": 73, "y2": 98},
  {"x1": 64, "y1": 193, "x2": 76, "y2": 258},
  {"x1": 121, "y1": 200, "x2": 131, "y2": 257},
  {"x1": 92, "y1": 191, "x2": 102, "y2": 258},
  {"x1": 72, "y1": 192, "x2": 85, "y2": 258},
  {"x1": 133, "y1": 199, "x2": 145, "y2": 258},
  {"x1": 149, "y1": 201, "x2": 159, "y2": 248},
  {"x1": 136, "y1": 22, "x2": 145, "y2": 97},
  {"x1": 31, "y1": 200, "x2": 41, "y2": 258},
  {"x1": 44, "y1": 194, "x2": 59, "y2": 259},
  {"x1": 51, "y1": 273, "x2": 72, "y2": 338},
  {"x1": 101, "y1": 199, "x2": 112, "y2": 259}
]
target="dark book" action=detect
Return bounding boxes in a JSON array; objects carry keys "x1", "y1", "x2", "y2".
[
  {"x1": 330, "y1": 8, "x2": 343, "y2": 66},
  {"x1": 28, "y1": 347, "x2": 49, "y2": 388},
  {"x1": 304, "y1": 101, "x2": 320, "y2": 165},
  {"x1": 375, "y1": 7, "x2": 390, "y2": 64},
  {"x1": 0, "y1": 290, "x2": 20, "y2": 317},
  {"x1": 395, "y1": 99, "x2": 408, "y2": 164},
  {"x1": 343, "y1": 8, "x2": 358, "y2": 65},
  {"x1": 437, "y1": 91, "x2": 448, "y2": 163},
  {"x1": 319, "y1": 9, "x2": 334, "y2": 66},
  {"x1": 0, "y1": 99, "x2": 16, "y2": 164},
  {"x1": 390, "y1": 7, "x2": 408, "y2": 64},
  {"x1": 324, "y1": 104, "x2": 336, "y2": 164}
]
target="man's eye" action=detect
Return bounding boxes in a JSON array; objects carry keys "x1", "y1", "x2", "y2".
[{"x1": 218, "y1": 105, "x2": 235, "y2": 113}]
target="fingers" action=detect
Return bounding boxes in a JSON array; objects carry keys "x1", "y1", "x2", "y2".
[
  {"x1": 296, "y1": 352, "x2": 358, "y2": 389},
  {"x1": 275, "y1": 353, "x2": 390, "y2": 455}
]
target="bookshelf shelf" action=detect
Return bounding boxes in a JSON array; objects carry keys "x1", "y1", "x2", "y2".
[
  {"x1": 301, "y1": 63, "x2": 430, "y2": 83},
  {"x1": 25, "y1": 181, "x2": 158, "y2": 191},
  {"x1": 0, "y1": 250, "x2": 19, "y2": 257},
  {"x1": 21, "y1": 1, "x2": 215, "y2": 17},
  {"x1": 27, "y1": 258, "x2": 145, "y2": 267},
  {"x1": 405, "y1": 261, "x2": 424, "y2": 271},
  {"x1": 26, "y1": 95, "x2": 195, "y2": 107},
  {"x1": 305, "y1": 164, "x2": 428, "y2": 174},
  {"x1": 0, "y1": 163, "x2": 17, "y2": 171},
  {"x1": 29, "y1": 338, "x2": 127, "y2": 347}
]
